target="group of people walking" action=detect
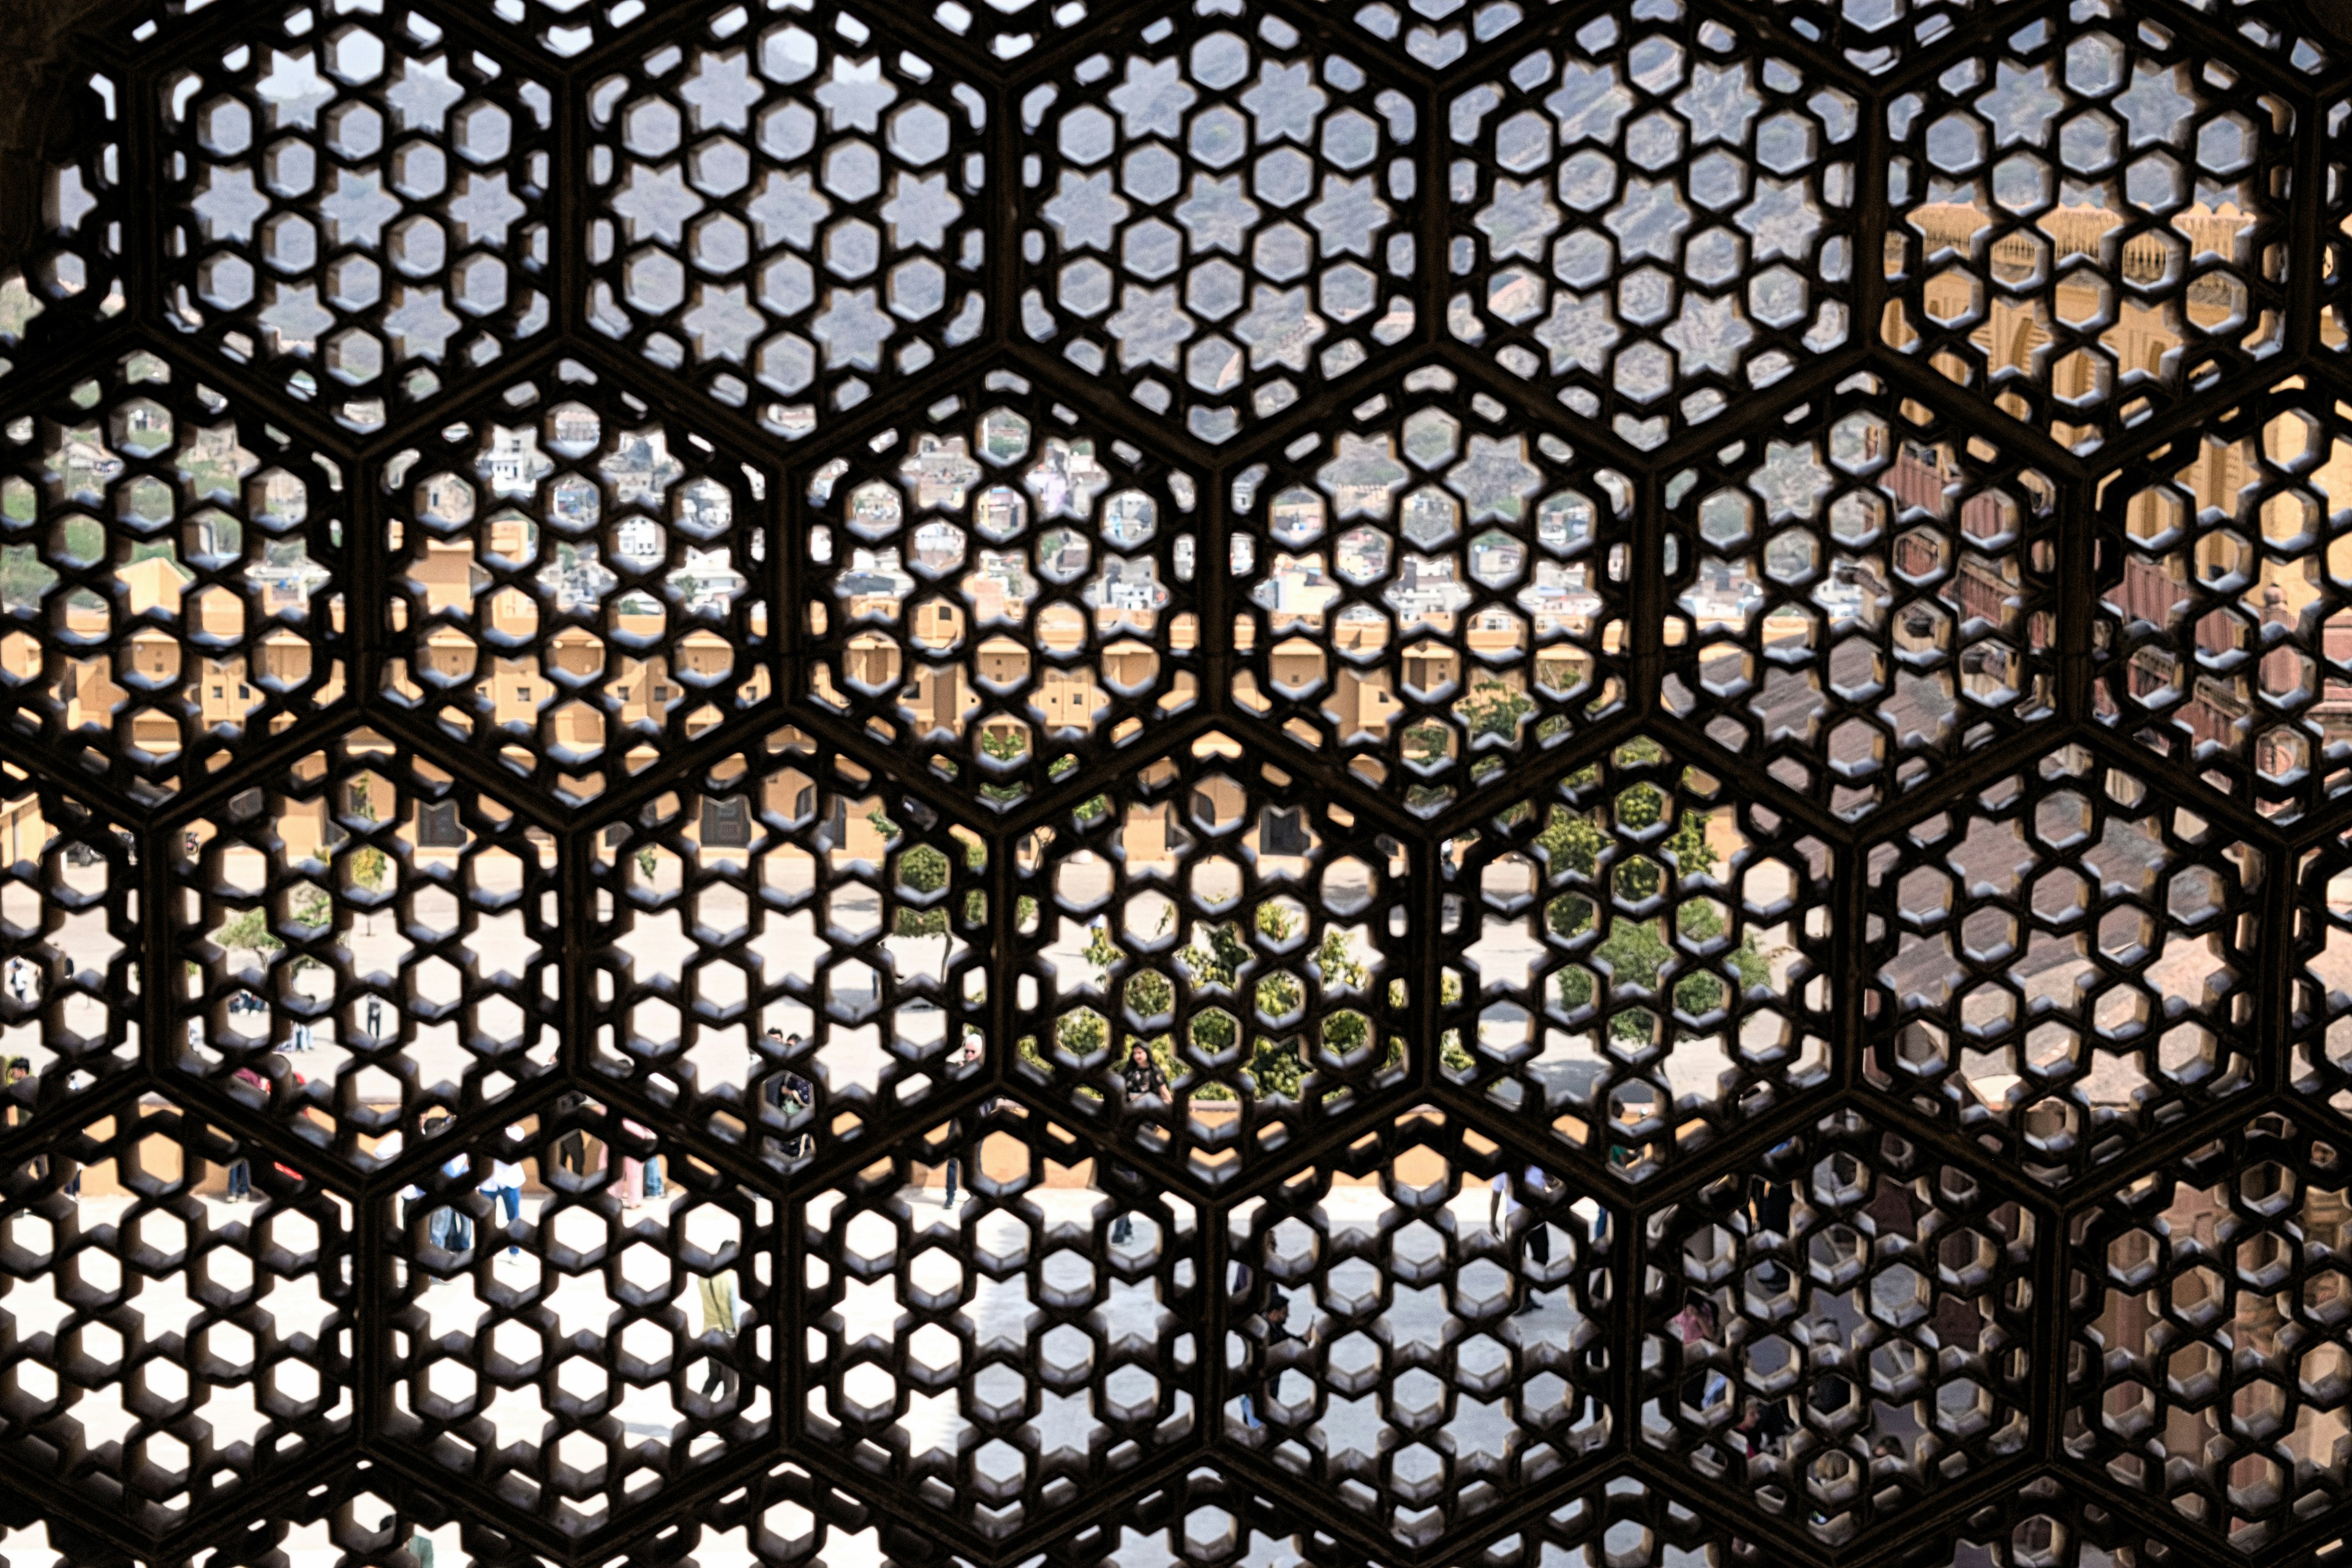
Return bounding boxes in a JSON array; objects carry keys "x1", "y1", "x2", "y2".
[{"x1": 379, "y1": 1110, "x2": 750, "y2": 1399}]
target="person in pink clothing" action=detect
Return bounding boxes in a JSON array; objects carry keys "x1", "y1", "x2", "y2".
[{"x1": 602, "y1": 1117, "x2": 654, "y2": 1208}]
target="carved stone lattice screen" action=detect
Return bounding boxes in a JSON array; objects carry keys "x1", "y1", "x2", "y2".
[{"x1": 3, "y1": 1, "x2": 2352, "y2": 1567}]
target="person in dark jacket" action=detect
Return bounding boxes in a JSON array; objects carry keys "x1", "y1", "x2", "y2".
[
  {"x1": 1489, "y1": 1165, "x2": 1553, "y2": 1316},
  {"x1": 1111, "y1": 1044, "x2": 1169, "y2": 1244},
  {"x1": 1122, "y1": 1042, "x2": 1169, "y2": 1101},
  {"x1": 1238, "y1": 1289, "x2": 1310, "y2": 1430},
  {"x1": 554, "y1": 1093, "x2": 589, "y2": 1175},
  {"x1": 940, "y1": 1113, "x2": 967, "y2": 1207},
  {"x1": 1749, "y1": 1156, "x2": 1798, "y2": 1291}
]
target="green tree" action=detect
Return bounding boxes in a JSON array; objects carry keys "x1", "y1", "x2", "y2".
[
  {"x1": 1617, "y1": 736, "x2": 1666, "y2": 766},
  {"x1": 1596, "y1": 917, "x2": 1673, "y2": 990},
  {"x1": 0, "y1": 545, "x2": 55, "y2": 611},
  {"x1": 979, "y1": 729, "x2": 1027, "y2": 762},
  {"x1": 1084, "y1": 922, "x2": 1126, "y2": 981},
  {"x1": 1248, "y1": 1036, "x2": 1302, "y2": 1098},
  {"x1": 1458, "y1": 679, "x2": 1532, "y2": 741},
  {"x1": 1180, "y1": 921, "x2": 1251, "y2": 992},
  {"x1": 215, "y1": 892, "x2": 331, "y2": 970},
  {"x1": 1675, "y1": 970, "x2": 1728, "y2": 1016},
  {"x1": 1678, "y1": 898, "x2": 1725, "y2": 943},
  {"x1": 1536, "y1": 805, "x2": 1607, "y2": 880},
  {"x1": 1127, "y1": 970, "x2": 1174, "y2": 1019},
  {"x1": 1256, "y1": 971, "x2": 1302, "y2": 1019},
  {"x1": 1665, "y1": 807, "x2": 1716, "y2": 881},
  {"x1": 1439, "y1": 1029, "x2": 1477, "y2": 1074},
  {"x1": 213, "y1": 907, "x2": 280, "y2": 952},
  {"x1": 899, "y1": 844, "x2": 949, "y2": 894},
  {"x1": 1191, "y1": 1008, "x2": 1237, "y2": 1054},
  {"x1": 62, "y1": 516, "x2": 103, "y2": 564},
  {"x1": 1673, "y1": 899, "x2": 1769, "y2": 1007},
  {"x1": 1617, "y1": 853, "x2": 1665, "y2": 902},
  {"x1": 892, "y1": 904, "x2": 948, "y2": 938},
  {"x1": 1730, "y1": 936, "x2": 1770, "y2": 993},
  {"x1": 1593, "y1": 918, "x2": 1681, "y2": 1042},
  {"x1": 1617, "y1": 781, "x2": 1663, "y2": 832},
  {"x1": 1547, "y1": 892, "x2": 1596, "y2": 939},
  {"x1": 1313, "y1": 927, "x2": 1365, "y2": 991},
  {"x1": 1057, "y1": 1008, "x2": 1107, "y2": 1058}
]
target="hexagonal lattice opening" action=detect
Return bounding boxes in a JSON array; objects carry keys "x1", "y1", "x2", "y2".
[
  {"x1": 0, "y1": 2, "x2": 2337, "y2": 1563},
  {"x1": 1439, "y1": 734, "x2": 1835, "y2": 1184},
  {"x1": 804, "y1": 372, "x2": 1202, "y2": 809},
  {"x1": 586, "y1": 6, "x2": 987, "y2": 441},
  {"x1": 159, "y1": 6, "x2": 553, "y2": 431},
  {"x1": 1017, "y1": 15, "x2": 1419, "y2": 448},
  {"x1": 1011, "y1": 729, "x2": 1411, "y2": 1191},
  {"x1": 584, "y1": 725, "x2": 989, "y2": 1170},
  {"x1": 800, "y1": 1100, "x2": 1199, "y2": 1539},
  {"x1": 380, "y1": 1104, "x2": 776, "y2": 1537},
  {"x1": 0, "y1": 349, "x2": 346, "y2": 806},
  {"x1": 1224, "y1": 1104, "x2": 1613, "y2": 1550},
  {"x1": 1883, "y1": 14, "x2": 2290, "y2": 457},
  {"x1": 170, "y1": 724, "x2": 561, "y2": 1158},
  {"x1": 1640, "y1": 1105, "x2": 2035, "y2": 1548},
  {"x1": 380, "y1": 360, "x2": 772, "y2": 809},
  {"x1": 0, "y1": 1104, "x2": 353, "y2": 1539},
  {"x1": 1867, "y1": 742, "x2": 2260, "y2": 1188},
  {"x1": 1444, "y1": 10, "x2": 1859, "y2": 453}
]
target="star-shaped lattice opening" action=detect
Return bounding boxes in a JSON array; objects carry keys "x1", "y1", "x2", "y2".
[
  {"x1": 1865, "y1": 741, "x2": 2261, "y2": 1188},
  {"x1": 799, "y1": 1098, "x2": 1200, "y2": 1539},
  {"x1": 1662, "y1": 372, "x2": 2059, "y2": 821},
  {"x1": 586, "y1": 4, "x2": 989, "y2": 441},
  {"x1": 803, "y1": 369, "x2": 1202, "y2": 812},
  {"x1": 1009, "y1": 729, "x2": 1412, "y2": 1193},
  {"x1": 157, "y1": 2, "x2": 555, "y2": 433},
  {"x1": 1639, "y1": 1105, "x2": 2037, "y2": 1549},
  {"x1": 1231, "y1": 358, "x2": 1631, "y2": 819},
  {"x1": 1880, "y1": 5, "x2": 2293, "y2": 458}
]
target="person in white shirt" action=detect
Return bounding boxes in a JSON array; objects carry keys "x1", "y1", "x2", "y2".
[{"x1": 481, "y1": 1136, "x2": 526, "y2": 1257}]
